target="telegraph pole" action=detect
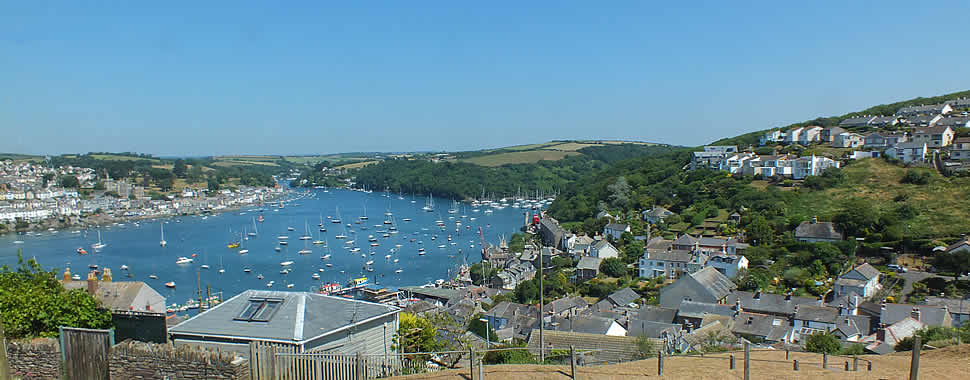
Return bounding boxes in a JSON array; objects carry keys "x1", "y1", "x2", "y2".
[{"x1": 538, "y1": 237, "x2": 544, "y2": 363}]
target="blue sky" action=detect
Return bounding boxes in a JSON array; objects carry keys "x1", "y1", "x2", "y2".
[{"x1": 2, "y1": 2, "x2": 969, "y2": 156}]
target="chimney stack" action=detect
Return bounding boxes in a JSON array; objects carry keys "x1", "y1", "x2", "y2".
[
  {"x1": 911, "y1": 307, "x2": 921, "y2": 321},
  {"x1": 63, "y1": 267, "x2": 72, "y2": 282},
  {"x1": 839, "y1": 303, "x2": 847, "y2": 316},
  {"x1": 753, "y1": 290, "x2": 762, "y2": 300},
  {"x1": 102, "y1": 268, "x2": 112, "y2": 282},
  {"x1": 86, "y1": 271, "x2": 98, "y2": 295},
  {"x1": 735, "y1": 298, "x2": 742, "y2": 312},
  {"x1": 811, "y1": 216, "x2": 818, "y2": 224}
]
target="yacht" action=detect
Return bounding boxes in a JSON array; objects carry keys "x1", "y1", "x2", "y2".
[{"x1": 280, "y1": 261, "x2": 294, "y2": 266}]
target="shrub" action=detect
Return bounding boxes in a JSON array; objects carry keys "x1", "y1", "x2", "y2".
[
  {"x1": 804, "y1": 332, "x2": 840, "y2": 354},
  {"x1": 901, "y1": 170, "x2": 931, "y2": 185}
]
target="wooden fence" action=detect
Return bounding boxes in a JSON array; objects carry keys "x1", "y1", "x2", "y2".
[{"x1": 59, "y1": 326, "x2": 114, "y2": 380}]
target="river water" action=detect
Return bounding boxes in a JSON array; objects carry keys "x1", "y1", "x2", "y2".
[{"x1": 0, "y1": 188, "x2": 536, "y2": 309}]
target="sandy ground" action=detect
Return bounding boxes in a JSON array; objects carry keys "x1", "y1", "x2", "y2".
[{"x1": 394, "y1": 345, "x2": 970, "y2": 380}]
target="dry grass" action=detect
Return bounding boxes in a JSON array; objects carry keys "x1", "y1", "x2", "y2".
[
  {"x1": 547, "y1": 142, "x2": 602, "y2": 151},
  {"x1": 395, "y1": 345, "x2": 970, "y2": 380},
  {"x1": 337, "y1": 160, "x2": 380, "y2": 169},
  {"x1": 460, "y1": 151, "x2": 579, "y2": 167}
]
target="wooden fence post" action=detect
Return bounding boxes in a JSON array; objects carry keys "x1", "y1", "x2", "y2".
[
  {"x1": 729, "y1": 354, "x2": 735, "y2": 370},
  {"x1": 743, "y1": 342, "x2": 750, "y2": 380},
  {"x1": 356, "y1": 352, "x2": 364, "y2": 380},
  {"x1": 657, "y1": 350, "x2": 663, "y2": 376},
  {"x1": 469, "y1": 348, "x2": 474, "y2": 380},
  {"x1": 909, "y1": 336, "x2": 921, "y2": 380},
  {"x1": 479, "y1": 354, "x2": 484, "y2": 380},
  {"x1": 570, "y1": 345, "x2": 576, "y2": 379},
  {"x1": 853, "y1": 357, "x2": 858, "y2": 371},
  {"x1": 785, "y1": 349, "x2": 789, "y2": 360},
  {"x1": 822, "y1": 352, "x2": 828, "y2": 369},
  {"x1": 793, "y1": 359, "x2": 798, "y2": 371},
  {"x1": 0, "y1": 313, "x2": 9, "y2": 380}
]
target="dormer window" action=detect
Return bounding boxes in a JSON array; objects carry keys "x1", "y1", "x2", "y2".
[{"x1": 235, "y1": 297, "x2": 283, "y2": 322}]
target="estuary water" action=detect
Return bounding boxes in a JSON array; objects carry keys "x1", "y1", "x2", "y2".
[{"x1": 0, "y1": 188, "x2": 535, "y2": 308}]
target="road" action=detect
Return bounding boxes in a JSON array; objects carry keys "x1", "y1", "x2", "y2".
[{"x1": 897, "y1": 270, "x2": 955, "y2": 302}]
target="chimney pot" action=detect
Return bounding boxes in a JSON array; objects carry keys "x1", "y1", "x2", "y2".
[{"x1": 86, "y1": 271, "x2": 98, "y2": 295}]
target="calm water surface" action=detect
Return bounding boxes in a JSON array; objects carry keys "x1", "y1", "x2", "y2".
[{"x1": 0, "y1": 189, "x2": 534, "y2": 308}]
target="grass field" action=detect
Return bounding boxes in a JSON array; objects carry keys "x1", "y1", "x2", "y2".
[
  {"x1": 461, "y1": 150, "x2": 579, "y2": 167},
  {"x1": 90, "y1": 154, "x2": 159, "y2": 162},
  {"x1": 395, "y1": 344, "x2": 970, "y2": 380},
  {"x1": 787, "y1": 158, "x2": 970, "y2": 238}
]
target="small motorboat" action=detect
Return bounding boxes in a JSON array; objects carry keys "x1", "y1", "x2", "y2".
[
  {"x1": 77, "y1": 247, "x2": 87, "y2": 255},
  {"x1": 148, "y1": 274, "x2": 158, "y2": 279},
  {"x1": 200, "y1": 265, "x2": 210, "y2": 270},
  {"x1": 176, "y1": 257, "x2": 193, "y2": 264},
  {"x1": 120, "y1": 264, "x2": 129, "y2": 270},
  {"x1": 165, "y1": 282, "x2": 176, "y2": 288}
]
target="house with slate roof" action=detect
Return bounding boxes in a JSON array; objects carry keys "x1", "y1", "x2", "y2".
[
  {"x1": 168, "y1": 290, "x2": 400, "y2": 359},
  {"x1": 589, "y1": 239, "x2": 619, "y2": 259},
  {"x1": 606, "y1": 287, "x2": 641, "y2": 308},
  {"x1": 551, "y1": 315, "x2": 627, "y2": 336},
  {"x1": 878, "y1": 303, "x2": 952, "y2": 328},
  {"x1": 674, "y1": 301, "x2": 735, "y2": 328},
  {"x1": 731, "y1": 311, "x2": 790, "y2": 344},
  {"x1": 896, "y1": 103, "x2": 952, "y2": 117},
  {"x1": 835, "y1": 263, "x2": 882, "y2": 299},
  {"x1": 949, "y1": 137, "x2": 970, "y2": 160},
  {"x1": 659, "y1": 267, "x2": 737, "y2": 309},
  {"x1": 839, "y1": 116, "x2": 876, "y2": 129},
  {"x1": 723, "y1": 290, "x2": 818, "y2": 319},
  {"x1": 790, "y1": 303, "x2": 870, "y2": 343},
  {"x1": 603, "y1": 223, "x2": 631, "y2": 240},
  {"x1": 575, "y1": 256, "x2": 602, "y2": 282},
  {"x1": 63, "y1": 273, "x2": 167, "y2": 343},
  {"x1": 924, "y1": 296, "x2": 970, "y2": 328},
  {"x1": 886, "y1": 141, "x2": 929, "y2": 163},
  {"x1": 912, "y1": 125, "x2": 955, "y2": 148},
  {"x1": 483, "y1": 301, "x2": 539, "y2": 342},
  {"x1": 642, "y1": 206, "x2": 675, "y2": 224},
  {"x1": 794, "y1": 217, "x2": 843, "y2": 243}
]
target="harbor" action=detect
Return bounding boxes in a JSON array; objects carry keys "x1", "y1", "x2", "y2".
[{"x1": 1, "y1": 187, "x2": 549, "y2": 314}]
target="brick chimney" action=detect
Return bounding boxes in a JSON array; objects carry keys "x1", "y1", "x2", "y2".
[{"x1": 86, "y1": 271, "x2": 98, "y2": 294}]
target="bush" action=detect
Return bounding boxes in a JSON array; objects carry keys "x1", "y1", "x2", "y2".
[
  {"x1": 901, "y1": 170, "x2": 931, "y2": 185},
  {"x1": 599, "y1": 258, "x2": 626, "y2": 278},
  {"x1": 635, "y1": 334, "x2": 657, "y2": 359},
  {"x1": 804, "y1": 332, "x2": 840, "y2": 354}
]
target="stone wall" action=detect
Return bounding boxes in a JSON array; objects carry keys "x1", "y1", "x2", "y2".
[
  {"x1": 109, "y1": 340, "x2": 250, "y2": 380},
  {"x1": 5, "y1": 338, "x2": 251, "y2": 380},
  {"x1": 6, "y1": 338, "x2": 62, "y2": 379}
]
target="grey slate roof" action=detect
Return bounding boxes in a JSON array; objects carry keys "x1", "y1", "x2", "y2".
[
  {"x1": 723, "y1": 291, "x2": 818, "y2": 316},
  {"x1": 690, "y1": 267, "x2": 737, "y2": 301},
  {"x1": 553, "y1": 316, "x2": 617, "y2": 335},
  {"x1": 794, "y1": 220, "x2": 842, "y2": 240},
  {"x1": 834, "y1": 315, "x2": 871, "y2": 338},
  {"x1": 731, "y1": 312, "x2": 789, "y2": 341},
  {"x1": 576, "y1": 256, "x2": 602, "y2": 271},
  {"x1": 880, "y1": 304, "x2": 950, "y2": 327},
  {"x1": 169, "y1": 290, "x2": 399, "y2": 344},
  {"x1": 607, "y1": 287, "x2": 641, "y2": 307},
  {"x1": 402, "y1": 286, "x2": 460, "y2": 301},
  {"x1": 851, "y1": 263, "x2": 881, "y2": 280},
  {"x1": 543, "y1": 296, "x2": 588, "y2": 315},
  {"x1": 628, "y1": 320, "x2": 681, "y2": 338},
  {"x1": 604, "y1": 223, "x2": 630, "y2": 232},
  {"x1": 676, "y1": 301, "x2": 735, "y2": 320},
  {"x1": 62, "y1": 280, "x2": 165, "y2": 314},
  {"x1": 632, "y1": 305, "x2": 677, "y2": 324},
  {"x1": 840, "y1": 116, "x2": 876, "y2": 127},
  {"x1": 924, "y1": 296, "x2": 970, "y2": 314},
  {"x1": 897, "y1": 104, "x2": 949, "y2": 116},
  {"x1": 794, "y1": 305, "x2": 840, "y2": 324}
]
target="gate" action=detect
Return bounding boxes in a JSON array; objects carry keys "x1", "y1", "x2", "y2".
[{"x1": 59, "y1": 326, "x2": 114, "y2": 380}]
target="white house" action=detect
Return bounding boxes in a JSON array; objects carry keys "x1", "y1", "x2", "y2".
[
  {"x1": 791, "y1": 155, "x2": 840, "y2": 179},
  {"x1": 912, "y1": 126, "x2": 954, "y2": 148},
  {"x1": 886, "y1": 142, "x2": 928, "y2": 163},
  {"x1": 603, "y1": 223, "x2": 631, "y2": 240},
  {"x1": 834, "y1": 263, "x2": 882, "y2": 299},
  {"x1": 790, "y1": 303, "x2": 869, "y2": 343},
  {"x1": 706, "y1": 254, "x2": 748, "y2": 279},
  {"x1": 798, "y1": 126, "x2": 823, "y2": 145},
  {"x1": 832, "y1": 132, "x2": 864, "y2": 148},
  {"x1": 760, "y1": 130, "x2": 784, "y2": 146},
  {"x1": 589, "y1": 240, "x2": 619, "y2": 259},
  {"x1": 784, "y1": 128, "x2": 803, "y2": 145}
]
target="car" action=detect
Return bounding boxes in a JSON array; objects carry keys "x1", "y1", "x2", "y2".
[{"x1": 887, "y1": 264, "x2": 906, "y2": 273}]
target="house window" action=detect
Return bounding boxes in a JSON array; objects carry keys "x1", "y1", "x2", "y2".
[{"x1": 235, "y1": 297, "x2": 284, "y2": 322}]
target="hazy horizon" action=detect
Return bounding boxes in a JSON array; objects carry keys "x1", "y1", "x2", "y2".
[{"x1": 3, "y1": 2, "x2": 970, "y2": 156}]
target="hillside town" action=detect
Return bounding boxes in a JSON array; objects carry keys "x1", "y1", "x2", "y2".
[{"x1": 0, "y1": 160, "x2": 283, "y2": 231}]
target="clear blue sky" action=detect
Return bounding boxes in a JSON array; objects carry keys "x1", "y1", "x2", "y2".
[{"x1": 2, "y1": 2, "x2": 969, "y2": 156}]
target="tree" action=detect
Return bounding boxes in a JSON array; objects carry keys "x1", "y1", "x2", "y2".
[
  {"x1": 41, "y1": 173, "x2": 55, "y2": 188},
  {"x1": 607, "y1": 176, "x2": 632, "y2": 208},
  {"x1": 470, "y1": 262, "x2": 499, "y2": 286},
  {"x1": 635, "y1": 334, "x2": 657, "y2": 359},
  {"x1": 0, "y1": 250, "x2": 112, "y2": 338},
  {"x1": 599, "y1": 257, "x2": 626, "y2": 278},
  {"x1": 467, "y1": 313, "x2": 497, "y2": 342},
  {"x1": 746, "y1": 216, "x2": 774, "y2": 246},
  {"x1": 59, "y1": 175, "x2": 80, "y2": 189},
  {"x1": 394, "y1": 313, "x2": 443, "y2": 353},
  {"x1": 514, "y1": 279, "x2": 539, "y2": 304},
  {"x1": 172, "y1": 159, "x2": 188, "y2": 178},
  {"x1": 804, "y1": 332, "x2": 840, "y2": 354}
]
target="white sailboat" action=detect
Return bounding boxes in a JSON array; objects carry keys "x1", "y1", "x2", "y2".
[
  {"x1": 422, "y1": 193, "x2": 435, "y2": 212},
  {"x1": 249, "y1": 217, "x2": 258, "y2": 236},
  {"x1": 218, "y1": 256, "x2": 225, "y2": 274},
  {"x1": 92, "y1": 230, "x2": 106, "y2": 250},
  {"x1": 159, "y1": 224, "x2": 167, "y2": 247},
  {"x1": 300, "y1": 220, "x2": 312, "y2": 240}
]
